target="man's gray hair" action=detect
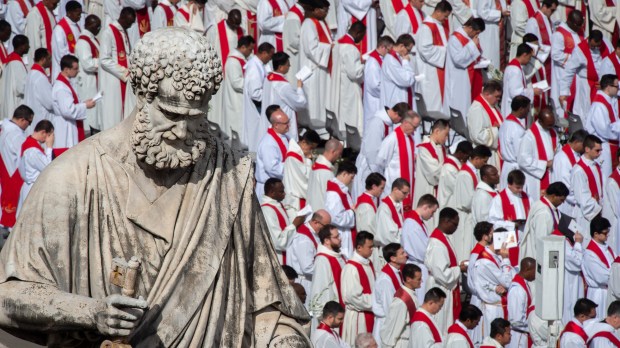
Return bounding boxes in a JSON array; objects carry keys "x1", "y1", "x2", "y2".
[{"x1": 354, "y1": 333, "x2": 376, "y2": 348}]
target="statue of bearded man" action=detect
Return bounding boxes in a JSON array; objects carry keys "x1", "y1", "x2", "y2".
[{"x1": 0, "y1": 28, "x2": 310, "y2": 347}]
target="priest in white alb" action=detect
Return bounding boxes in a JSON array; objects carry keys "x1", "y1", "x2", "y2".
[
  {"x1": 355, "y1": 172, "x2": 385, "y2": 237},
  {"x1": 282, "y1": 0, "x2": 305, "y2": 83},
  {"x1": 583, "y1": 216, "x2": 616, "y2": 319},
  {"x1": 51, "y1": 1, "x2": 82, "y2": 79},
  {"x1": 151, "y1": 0, "x2": 179, "y2": 30},
  {"x1": 257, "y1": 0, "x2": 290, "y2": 52},
  {"x1": 393, "y1": 0, "x2": 425, "y2": 39},
  {"x1": 409, "y1": 287, "x2": 447, "y2": 348},
  {"x1": 24, "y1": 0, "x2": 56, "y2": 65},
  {"x1": 471, "y1": 165, "x2": 500, "y2": 225},
  {"x1": 414, "y1": 120, "x2": 449, "y2": 209},
  {"x1": 222, "y1": 36, "x2": 254, "y2": 139},
  {"x1": 374, "y1": 180, "x2": 408, "y2": 267},
  {"x1": 173, "y1": 0, "x2": 206, "y2": 31},
  {"x1": 6, "y1": 0, "x2": 32, "y2": 43},
  {"x1": 0, "y1": 35, "x2": 28, "y2": 121},
  {"x1": 282, "y1": 129, "x2": 320, "y2": 214},
  {"x1": 417, "y1": 1, "x2": 451, "y2": 113},
  {"x1": 498, "y1": 96, "x2": 530, "y2": 188},
  {"x1": 468, "y1": 80, "x2": 504, "y2": 170},
  {"x1": 437, "y1": 141, "x2": 472, "y2": 211},
  {"x1": 502, "y1": 43, "x2": 540, "y2": 116},
  {"x1": 476, "y1": 0, "x2": 510, "y2": 69},
  {"x1": 446, "y1": 17, "x2": 485, "y2": 120},
  {"x1": 51, "y1": 54, "x2": 96, "y2": 148},
  {"x1": 244, "y1": 42, "x2": 276, "y2": 150},
  {"x1": 446, "y1": 305, "x2": 483, "y2": 348},
  {"x1": 336, "y1": 0, "x2": 377, "y2": 56},
  {"x1": 327, "y1": 21, "x2": 365, "y2": 136},
  {"x1": 572, "y1": 135, "x2": 605, "y2": 242},
  {"x1": 509, "y1": 0, "x2": 540, "y2": 59},
  {"x1": 380, "y1": 34, "x2": 416, "y2": 110},
  {"x1": 506, "y1": 258, "x2": 536, "y2": 348},
  {"x1": 372, "y1": 243, "x2": 407, "y2": 344},
  {"x1": 311, "y1": 301, "x2": 348, "y2": 348},
  {"x1": 324, "y1": 162, "x2": 358, "y2": 258},
  {"x1": 380, "y1": 0, "x2": 407, "y2": 39},
  {"x1": 589, "y1": 0, "x2": 618, "y2": 40},
  {"x1": 307, "y1": 138, "x2": 343, "y2": 211},
  {"x1": 74, "y1": 15, "x2": 100, "y2": 133},
  {"x1": 98, "y1": 8, "x2": 136, "y2": 131},
  {"x1": 24, "y1": 48, "x2": 53, "y2": 132},
  {"x1": 425, "y1": 207, "x2": 467, "y2": 332},
  {"x1": 552, "y1": 130, "x2": 587, "y2": 217},
  {"x1": 603, "y1": 150, "x2": 620, "y2": 252},
  {"x1": 363, "y1": 36, "x2": 394, "y2": 129},
  {"x1": 255, "y1": 106, "x2": 290, "y2": 199}
]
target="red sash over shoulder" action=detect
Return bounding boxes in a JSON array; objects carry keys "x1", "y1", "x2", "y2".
[
  {"x1": 576, "y1": 159, "x2": 603, "y2": 201},
  {"x1": 586, "y1": 240, "x2": 615, "y2": 268},
  {"x1": 267, "y1": 128, "x2": 287, "y2": 160},
  {"x1": 218, "y1": 19, "x2": 243, "y2": 68},
  {"x1": 474, "y1": 95, "x2": 502, "y2": 127},
  {"x1": 267, "y1": 0, "x2": 286, "y2": 51},
  {"x1": 530, "y1": 122, "x2": 557, "y2": 192},
  {"x1": 355, "y1": 193, "x2": 377, "y2": 212},
  {"x1": 296, "y1": 224, "x2": 317, "y2": 249},
  {"x1": 448, "y1": 323, "x2": 474, "y2": 348},
  {"x1": 16, "y1": 0, "x2": 32, "y2": 17},
  {"x1": 423, "y1": 21, "x2": 447, "y2": 102},
  {"x1": 158, "y1": 4, "x2": 175, "y2": 26},
  {"x1": 453, "y1": 31, "x2": 484, "y2": 100},
  {"x1": 109, "y1": 24, "x2": 128, "y2": 111},
  {"x1": 346, "y1": 260, "x2": 375, "y2": 332},
  {"x1": 136, "y1": 6, "x2": 151, "y2": 37},
  {"x1": 578, "y1": 40, "x2": 600, "y2": 103},
  {"x1": 261, "y1": 202, "x2": 289, "y2": 264},
  {"x1": 35, "y1": 2, "x2": 55, "y2": 53},
  {"x1": 56, "y1": 74, "x2": 85, "y2": 142},
  {"x1": 316, "y1": 252, "x2": 344, "y2": 307},
  {"x1": 311, "y1": 18, "x2": 332, "y2": 74},
  {"x1": 381, "y1": 264, "x2": 402, "y2": 290},
  {"x1": 395, "y1": 126, "x2": 415, "y2": 211},
  {"x1": 406, "y1": 210, "x2": 427, "y2": 236},
  {"x1": 587, "y1": 330, "x2": 620, "y2": 346},
  {"x1": 381, "y1": 196, "x2": 402, "y2": 229},
  {"x1": 412, "y1": 311, "x2": 442, "y2": 342},
  {"x1": 0, "y1": 144, "x2": 24, "y2": 228},
  {"x1": 430, "y1": 228, "x2": 461, "y2": 320},
  {"x1": 326, "y1": 180, "x2": 357, "y2": 242},
  {"x1": 58, "y1": 18, "x2": 77, "y2": 53},
  {"x1": 394, "y1": 287, "x2": 417, "y2": 324},
  {"x1": 404, "y1": 5, "x2": 423, "y2": 34},
  {"x1": 178, "y1": 7, "x2": 190, "y2": 21},
  {"x1": 560, "y1": 321, "x2": 588, "y2": 343},
  {"x1": 20, "y1": 136, "x2": 44, "y2": 156}
]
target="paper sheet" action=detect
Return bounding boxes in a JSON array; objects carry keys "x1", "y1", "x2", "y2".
[
  {"x1": 532, "y1": 80, "x2": 550, "y2": 92},
  {"x1": 415, "y1": 74, "x2": 425, "y2": 82},
  {"x1": 494, "y1": 230, "x2": 518, "y2": 249},
  {"x1": 296, "y1": 204, "x2": 313, "y2": 218},
  {"x1": 474, "y1": 59, "x2": 491, "y2": 69},
  {"x1": 296, "y1": 66, "x2": 313, "y2": 82},
  {"x1": 92, "y1": 91, "x2": 104, "y2": 102}
]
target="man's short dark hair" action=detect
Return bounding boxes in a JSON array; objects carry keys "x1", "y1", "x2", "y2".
[
  {"x1": 517, "y1": 43, "x2": 534, "y2": 57},
  {"x1": 323, "y1": 301, "x2": 345, "y2": 318},
  {"x1": 396, "y1": 34, "x2": 415, "y2": 47},
  {"x1": 392, "y1": 102, "x2": 412, "y2": 119},
  {"x1": 272, "y1": 51, "x2": 290, "y2": 71},
  {"x1": 546, "y1": 182, "x2": 569, "y2": 197},
  {"x1": 60, "y1": 54, "x2": 79, "y2": 70},
  {"x1": 392, "y1": 178, "x2": 410, "y2": 191},
  {"x1": 34, "y1": 48, "x2": 50, "y2": 62},
  {"x1": 590, "y1": 216, "x2": 611, "y2": 238},
  {"x1": 573, "y1": 298, "x2": 598, "y2": 317},
  {"x1": 119, "y1": 7, "x2": 137, "y2": 19},
  {"x1": 464, "y1": 17, "x2": 485, "y2": 32},
  {"x1": 431, "y1": 119, "x2": 450, "y2": 132},
  {"x1": 435, "y1": 0, "x2": 452, "y2": 13},
  {"x1": 584, "y1": 134, "x2": 603, "y2": 149},
  {"x1": 349, "y1": 21, "x2": 366, "y2": 36},
  {"x1": 490, "y1": 318, "x2": 511, "y2": 339},
  {"x1": 282, "y1": 265, "x2": 297, "y2": 280},
  {"x1": 459, "y1": 304, "x2": 483, "y2": 322},
  {"x1": 13, "y1": 105, "x2": 34, "y2": 120},
  {"x1": 257, "y1": 42, "x2": 274, "y2": 54},
  {"x1": 417, "y1": 194, "x2": 438, "y2": 208},
  {"x1": 455, "y1": 141, "x2": 474, "y2": 156},
  {"x1": 511, "y1": 95, "x2": 531, "y2": 112},
  {"x1": 473, "y1": 221, "x2": 493, "y2": 242},
  {"x1": 402, "y1": 263, "x2": 421, "y2": 281},
  {"x1": 439, "y1": 207, "x2": 459, "y2": 222},
  {"x1": 237, "y1": 35, "x2": 256, "y2": 48},
  {"x1": 507, "y1": 170, "x2": 526, "y2": 186},
  {"x1": 336, "y1": 161, "x2": 357, "y2": 175},
  {"x1": 356, "y1": 231, "x2": 374, "y2": 248},
  {"x1": 34, "y1": 120, "x2": 54, "y2": 133},
  {"x1": 65, "y1": 0, "x2": 82, "y2": 13},
  {"x1": 264, "y1": 177, "x2": 282, "y2": 195},
  {"x1": 318, "y1": 224, "x2": 337, "y2": 244},
  {"x1": 265, "y1": 104, "x2": 281, "y2": 120},
  {"x1": 471, "y1": 145, "x2": 492, "y2": 159},
  {"x1": 365, "y1": 172, "x2": 386, "y2": 190},
  {"x1": 378, "y1": 35, "x2": 395, "y2": 48},
  {"x1": 607, "y1": 300, "x2": 620, "y2": 317},
  {"x1": 569, "y1": 129, "x2": 589, "y2": 143},
  {"x1": 600, "y1": 74, "x2": 618, "y2": 90},
  {"x1": 482, "y1": 80, "x2": 502, "y2": 94},
  {"x1": 0, "y1": 20, "x2": 10, "y2": 32},
  {"x1": 299, "y1": 129, "x2": 321, "y2": 146},
  {"x1": 541, "y1": 0, "x2": 559, "y2": 8},
  {"x1": 12, "y1": 34, "x2": 28, "y2": 49},
  {"x1": 383, "y1": 243, "x2": 401, "y2": 263},
  {"x1": 589, "y1": 30, "x2": 603, "y2": 43},
  {"x1": 480, "y1": 164, "x2": 496, "y2": 181},
  {"x1": 424, "y1": 287, "x2": 447, "y2": 303}
]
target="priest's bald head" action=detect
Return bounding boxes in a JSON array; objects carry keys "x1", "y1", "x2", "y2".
[{"x1": 128, "y1": 28, "x2": 223, "y2": 170}]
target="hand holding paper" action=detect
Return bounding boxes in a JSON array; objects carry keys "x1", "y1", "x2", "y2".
[{"x1": 296, "y1": 66, "x2": 313, "y2": 82}]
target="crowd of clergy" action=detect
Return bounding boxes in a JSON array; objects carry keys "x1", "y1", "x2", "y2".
[{"x1": 3, "y1": 0, "x2": 620, "y2": 346}]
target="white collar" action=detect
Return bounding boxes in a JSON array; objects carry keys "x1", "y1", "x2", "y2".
[{"x1": 351, "y1": 252, "x2": 370, "y2": 264}]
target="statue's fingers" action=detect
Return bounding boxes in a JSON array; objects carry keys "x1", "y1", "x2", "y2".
[
  {"x1": 107, "y1": 294, "x2": 148, "y2": 309},
  {"x1": 108, "y1": 328, "x2": 132, "y2": 337},
  {"x1": 108, "y1": 307, "x2": 138, "y2": 321}
]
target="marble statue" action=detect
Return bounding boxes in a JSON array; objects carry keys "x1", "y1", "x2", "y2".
[{"x1": 0, "y1": 28, "x2": 310, "y2": 347}]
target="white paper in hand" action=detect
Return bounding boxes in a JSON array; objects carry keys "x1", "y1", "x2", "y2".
[
  {"x1": 296, "y1": 204, "x2": 313, "y2": 218},
  {"x1": 568, "y1": 219, "x2": 579, "y2": 233},
  {"x1": 532, "y1": 80, "x2": 550, "y2": 92},
  {"x1": 92, "y1": 91, "x2": 104, "y2": 103},
  {"x1": 414, "y1": 74, "x2": 425, "y2": 82},
  {"x1": 362, "y1": 52, "x2": 370, "y2": 61},
  {"x1": 474, "y1": 59, "x2": 491, "y2": 69},
  {"x1": 296, "y1": 66, "x2": 313, "y2": 82},
  {"x1": 494, "y1": 230, "x2": 518, "y2": 249}
]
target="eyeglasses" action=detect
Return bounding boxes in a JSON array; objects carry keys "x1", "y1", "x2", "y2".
[
  {"x1": 274, "y1": 120, "x2": 290, "y2": 125},
  {"x1": 399, "y1": 189, "x2": 410, "y2": 196}
]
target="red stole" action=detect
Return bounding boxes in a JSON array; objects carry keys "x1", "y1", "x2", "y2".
[
  {"x1": 261, "y1": 202, "x2": 289, "y2": 264},
  {"x1": 346, "y1": 260, "x2": 375, "y2": 332},
  {"x1": 412, "y1": 311, "x2": 442, "y2": 343},
  {"x1": 109, "y1": 24, "x2": 128, "y2": 110},
  {"x1": 391, "y1": 0, "x2": 406, "y2": 13},
  {"x1": 312, "y1": 162, "x2": 331, "y2": 171},
  {"x1": 453, "y1": 31, "x2": 484, "y2": 100},
  {"x1": 448, "y1": 323, "x2": 474, "y2": 348},
  {"x1": 317, "y1": 322, "x2": 339, "y2": 339},
  {"x1": 326, "y1": 180, "x2": 357, "y2": 243},
  {"x1": 58, "y1": 18, "x2": 77, "y2": 53},
  {"x1": 576, "y1": 159, "x2": 603, "y2": 201},
  {"x1": 423, "y1": 21, "x2": 447, "y2": 102},
  {"x1": 461, "y1": 164, "x2": 478, "y2": 188},
  {"x1": 430, "y1": 229, "x2": 461, "y2": 321},
  {"x1": 512, "y1": 273, "x2": 535, "y2": 330},
  {"x1": 533, "y1": 12, "x2": 551, "y2": 46},
  {"x1": 350, "y1": 15, "x2": 368, "y2": 55},
  {"x1": 158, "y1": 4, "x2": 175, "y2": 26},
  {"x1": 506, "y1": 114, "x2": 524, "y2": 128},
  {"x1": 0, "y1": 44, "x2": 7, "y2": 64},
  {"x1": 394, "y1": 287, "x2": 417, "y2": 324},
  {"x1": 499, "y1": 189, "x2": 530, "y2": 221},
  {"x1": 561, "y1": 144, "x2": 578, "y2": 166},
  {"x1": 218, "y1": 20, "x2": 243, "y2": 69},
  {"x1": 556, "y1": 26, "x2": 580, "y2": 54},
  {"x1": 610, "y1": 168, "x2": 620, "y2": 188},
  {"x1": 368, "y1": 50, "x2": 383, "y2": 67},
  {"x1": 267, "y1": 72, "x2": 288, "y2": 82},
  {"x1": 135, "y1": 6, "x2": 151, "y2": 37},
  {"x1": 478, "y1": 249, "x2": 509, "y2": 318},
  {"x1": 381, "y1": 264, "x2": 402, "y2": 290},
  {"x1": 20, "y1": 136, "x2": 44, "y2": 156},
  {"x1": 395, "y1": 126, "x2": 415, "y2": 211},
  {"x1": 593, "y1": 94, "x2": 619, "y2": 165},
  {"x1": 285, "y1": 150, "x2": 303, "y2": 163},
  {"x1": 522, "y1": 0, "x2": 537, "y2": 17},
  {"x1": 404, "y1": 5, "x2": 423, "y2": 34},
  {"x1": 355, "y1": 193, "x2": 377, "y2": 212},
  {"x1": 31, "y1": 64, "x2": 48, "y2": 80},
  {"x1": 178, "y1": 7, "x2": 190, "y2": 21},
  {"x1": 603, "y1": 0, "x2": 620, "y2": 45},
  {"x1": 0, "y1": 145, "x2": 23, "y2": 228},
  {"x1": 474, "y1": 95, "x2": 503, "y2": 127},
  {"x1": 508, "y1": 59, "x2": 526, "y2": 88},
  {"x1": 530, "y1": 122, "x2": 557, "y2": 192},
  {"x1": 56, "y1": 74, "x2": 85, "y2": 142},
  {"x1": 417, "y1": 141, "x2": 445, "y2": 161},
  {"x1": 316, "y1": 252, "x2": 344, "y2": 307},
  {"x1": 561, "y1": 321, "x2": 588, "y2": 343},
  {"x1": 35, "y1": 2, "x2": 54, "y2": 53},
  {"x1": 444, "y1": 156, "x2": 460, "y2": 170},
  {"x1": 78, "y1": 35, "x2": 99, "y2": 58},
  {"x1": 297, "y1": 224, "x2": 318, "y2": 249},
  {"x1": 289, "y1": 4, "x2": 303, "y2": 22},
  {"x1": 267, "y1": 0, "x2": 285, "y2": 51},
  {"x1": 578, "y1": 40, "x2": 600, "y2": 103},
  {"x1": 338, "y1": 33, "x2": 355, "y2": 47},
  {"x1": 267, "y1": 128, "x2": 287, "y2": 160},
  {"x1": 16, "y1": 0, "x2": 32, "y2": 17},
  {"x1": 389, "y1": 50, "x2": 413, "y2": 105},
  {"x1": 311, "y1": 18, "x2": 332, "y2": 74},
  {"x1": 588, "y1": 331, "x2": 620, "y2": 346},
  {"x1": 381, "y1": 196, "x2": 402, "y2": 229},
  {"x1": 586, "y1": 240, "x2": 615, "y2": 268},
  {"x1": 406, "y1": 210, "x2": 428, "y2": 236},
  {"x1": 6, "y1": 52, "x2": 26, "y2": 69}
]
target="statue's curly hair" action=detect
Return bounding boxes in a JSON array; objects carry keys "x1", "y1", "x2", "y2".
[{"x1": 129, "y1": 28, "x2": 223, "y2": 103}]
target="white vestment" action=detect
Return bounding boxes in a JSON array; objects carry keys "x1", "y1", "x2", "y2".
[
  {"x1": 468, "y1": 98, "x2": 502, "y2": 169},
  {"x1": 51, "y1": 76, "x2": 87, "y2": 148},
  {"x1": 425, "y1": 232, "x2": 461, "y2": 333},
  {"x1": 446, "y1": 27, "x2": 482, "y2": 118},
  {"x1": 559, "y1": 318, "x2": 588, "y2": 347},
  {"x1": 393, "y1": 4, "x2": 425, "y2": 39},
  {"x1": 325, "y1": 178, "x2": 356, "y2": 258},
  {"x1": 507, "y1": 276, "x2": 533, "y2": 348},
  {"x1": 584, "y1": 318, "x2": 620, "y2": 347},
  {"x1": 589, "y1": 0, "x2": 617, "y2": 39},
  {"x1": 417, "y1": 17, "x2": 448, "y2": 113},
  {"x1": 74, "y1": 31, "x2": 99, "y2": 131},
  {"x1": 408, "y1": 308, "x2": 444, "y2": 348},
  {"x1": 374, "y1": 197, "x2": 403, "y2": 266},
  {"x1": 586, "y1": 91, "x2": 620, "y2": 179},
  {"x1": 23, "y1": 66, "x2": 53, "y2": 133},
  {"x1": 413, "y1": 140, "x2": 445, "y2": 210},
  {"x1": 560, "y1": 236, "x2": 585, "y2": 325},
  {"x1": 551, "y1": 23, "x2": 581, "y2": 117},
  {"x1": 380, "y1": 51, "x2": 416, "y2": 110},
  {"x1": 402, "y1": 213, "x2": 430, "y2": 304},
  {"x1": 327, "y1": 35, "x2": 364, "y2": 135},
  {"x1": 243, "y1": 56, "x2": 272, "y2": 151},
  {"x1": 312, "y1": 326, "x2": 350, "y2": 348},
  {"x1": 260, "y1": 195, "x2": 296, "y2": 263},
  {"x1": 16, "y1": 140, "x2": 51, "y2": 217},
  {"x1": 376, "y1": 126, "x2": 415, "y2": 197},
  {"x1": 517, "y1": 121, "x2": 557, "y2": 199},
  {"x1": 372, "y1": 264, "x2": 403, "y2": 345},
  {"x1": 380, "y1": 285, "x2": 419, "y2": 348},
  {"x1": 0, "y1": 119, "x2": 25, "y2": 225},
  {"x1": 499, "y1": 117, "x2": 527, "y2": 188},
  {"x1": 256, "y1": 0, "x2": 288, "y2": 49},
  {"x1": 222, "y1": 49, "x2": 248, "y2": 140},
  {"x1": 603, "y1": 169, "x2": 620, "y2": 253},
  {"x1": 299, "y1": 18, "x2": 332, "y2": 126},
  {"x1": 583, "y1": 241, "x2": 614, "y2": 319},
  {"x1": 336, "y1": 0, "x2": 377, "y2": 55},
  {"x1": 379, "y1": 0, "x2": 407, "y2": 39},
  {"x1": 447, "y1": 161, "x2": 479, "y2": 262},
  {"x1": 361, "y1": 52, "x2": 383, "y2": 130},
  {"x1": 341, "y1": 252, "x2": 376, "y2": 347},
  {"x1": 282, "y1": 139, "x2": 311, "y2": 214},
  {"x1": 0, "y1": 56, "x2": 27, "y2": 120},
  {"x1": 151, "y1": 0, "x2": 177, "y2": 31},
  {"x1": 509, "y1": 0, "x2": 538, "y2": 59},
  {"x1": 255, "y1": 127, "x2": 288, "y2": 199},
  {"x1": 472, "y1": 182, "x2": 498, "y2": 225},
  {"x1": 476, "y1": 0, "x2": 506, "y2": 69},
  {"x1": 502, "y1": 61, "x2": 534, "y2": 117},
  {"x1": 488, "y1": 189, "x2": 531, "y2": 231},
  {"x1": 355, "y1": 192, "x2": 378, "y2": 236},
  {"x1": 24, "y1": 3, "x2": 56, "y2": 64},
  {"x1": 6, "y1": 0, "x2": 32, "y2": 39},
  {"x1": 310, "y1": 245, "x2": 346, "y2": 328},
  {"x1": 552, "y1": 145, "x2": 581, "y2": 217},
  {"x1": 607, "y1": 259, "x2": 620, "y2": 311},
  {"x1": 571, "y1": 158, "x2": 603, "y2": 238},
  {"x1": 560, "y1": 43, "x2": 603, "y2": 122},
  {"x1": 51, "y1": 17, "x2": 81, "y2": 79},
  {"x1": 282, "y1": 4, "x2": 304, "y2": 83},
  {"x1": 446, "y1": 321, "x2": 475, "y2": 348},
  {"x1": 306, "y1": 155, "x2": 335, "y2": 211},
  {"x1": 437, "y1": 155, "x2": 461, "y2": 209},
  {"x1": 98, "y1": 22, "x2": 135, "y2": 131},
  {"x1": 260, "y1": 72, "x2": 306, "y2": 142},
  {"x1": 286, "y1": 223, "x2": 319, "y2": 307},
  {"x1": 520, "y1": 197, "x2": 557, "y2": 260},
  {"x1": 173, "y1": 4, "x2": 204, "y2": 32}
]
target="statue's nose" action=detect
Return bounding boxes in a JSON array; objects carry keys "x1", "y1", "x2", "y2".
[{"x1": 172, "y1": 120, "x2": 188, "y2": 139}]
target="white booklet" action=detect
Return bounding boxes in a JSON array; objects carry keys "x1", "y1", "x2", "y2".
[
  {"x1": 532, "y1": 80, "x2": 551, "y2": 92},
  {"x1": 92, "y1": 91, "x2": 104, "y2": 103},
  {"x1": 474, "y1": 59, "x2": 491, "y2": 69},
  {"x1": 494, "y1": 230, "x2": 518, "y2": 249},
  {"x1": 296, "y1": 66, "x2": 313, "y2": 82},
  {"x1": 414, "y1": 74, "x2": 425, "y2": 82},
  {"x1": 296, "y1": 204, "x2": 313, "y2": 218}
]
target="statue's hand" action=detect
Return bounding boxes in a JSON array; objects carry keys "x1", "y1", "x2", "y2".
[{"x1": 93, "y1": 295, "x2": 148, "y2": 337}]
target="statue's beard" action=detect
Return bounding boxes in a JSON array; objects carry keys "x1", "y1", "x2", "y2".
[{"x1": 131, "y1": 104, "x2": 209, "y2": 170}]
